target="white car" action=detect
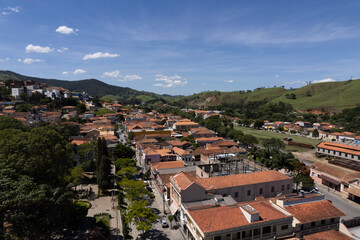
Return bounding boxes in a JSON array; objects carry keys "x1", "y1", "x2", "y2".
[{"x1": 161, "y1": 219, "x2": 169, "y2": 228}]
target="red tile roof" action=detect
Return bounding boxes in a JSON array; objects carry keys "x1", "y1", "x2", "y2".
[
  {"x1": 150, "y1": 161, "x2": 185, "y2": 170},
  {"x1": 284, "y1": 200, "x2": 344, "y2": 223},
  {"x1": 196, "y1": 170, "x2": 290, "y2": 190},
  {"x1": 172, "y1": 171, "x2": 197, "y2": 190},
  {"x1": 304, "y1": 230, "x2": 351, "y2": 240},
  {"x1": 317, "y1": 142, "x2": 360, "y2": 156},
  {"x1": 187, "y1": 201, "x2": 290, "y2": 234}
]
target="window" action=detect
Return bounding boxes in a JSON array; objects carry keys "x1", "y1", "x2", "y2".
[
  {"x1": 330, "y1": 218, "x2": 335, "y2": 223},
  {"x1": 254, "y1": 228, "x2": 261, "y2": 236},
  {"x1": 226, "y1": 234, "x2": 230, "y2": 237},
  {"x1": 259, "y1": 188, "x2": 263, "y2": 194},
  {"x1": 235, "y1": 192, "x2": 239, "y2": 198},
  {"x1": 311, "y1": 222, "x2": 316, "y2": 227},
  {"x1": 321, "y1": 220, "x2": 325, "y2": 225},
  {"x1": 263, "y1": 226, "x2": 271, "y2": 234},
  {"x1": 281, "y1": 185, "x2": 285, "y2": 191},
  {"x1": 237, "y1": 232, "x2": 241, "y2": 239},
  {"x1": 247, "y1": 190, "x2": 251, "y2": 196},
  {"x1": 271, "y1": 186, "x2": 275, "y2": 192},
  {"x1": 287, "y1": 184, "x2": 290, "y2": 190},
  {"x1": 214, "y1": 236, "x2": 221, "y2": 240},
  {"x1": 281, "y1": 225, "x2": 288, "y2": 230}
]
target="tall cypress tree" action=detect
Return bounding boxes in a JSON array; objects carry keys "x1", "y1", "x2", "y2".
[{"x1": 97, "y1": 155, "x2": 111, "y2": 191}]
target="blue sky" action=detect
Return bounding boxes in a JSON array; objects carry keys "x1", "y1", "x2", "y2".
[{"x1": 1, "y1": 1, "x2": 360, "y2": 95}]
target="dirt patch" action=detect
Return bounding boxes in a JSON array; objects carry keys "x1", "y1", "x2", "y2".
[{"x1": 292, "y1": 149, "x2": 320, "y2": 163}]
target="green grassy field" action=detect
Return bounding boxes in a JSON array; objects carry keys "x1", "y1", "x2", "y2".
[{"x1": 234, "y1": 126, "x2": 321, "y2": 149}]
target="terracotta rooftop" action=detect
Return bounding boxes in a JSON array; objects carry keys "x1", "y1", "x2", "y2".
[
  {"x1": 171, "y1": 171, "x2": 197, "y2": 191},
  {"x1": 187, "y1": 200, "x2": 290, "y2": 234},
  {"x1": 312, "y1": 162, "x2": 360, "y2": 183},
  {"x1": 304, "y1": 230, "x2": 351, "y2": 240},
  {"x1": 317, "y1": 141, "x2": 360, "y2": 156},
  {"x1": 150, "y1": 161, "x2": 185, "y2": 170},
  {"x1": 173, "y1": 147, "x2": 191, "y2": 156},
  {"x1": 196, "y1": 137, "x2": 223, "y2": 142},
  {"x1": 174, "y1": 121, "x2": 199, "y2": 126},
  {"x1": 196, "y1": 170, "x2": 290, "y2": 190},
  {"x1": 284, "y1": 200, "x2": 344, "y2": 223},
  {"x1": 168, "y1": 141, "x2": 190, "y2": 147},
  {"x1": 212, "y1": 140, "x2": 237, "y2": 147},
  {"x1": 344, "y1": 186, "x2": 360, "y2": 197}
]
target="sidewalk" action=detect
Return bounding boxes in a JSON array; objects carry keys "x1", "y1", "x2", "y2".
[{"x1": 82, "y1": 167, "x2": 122, "y2": 239}]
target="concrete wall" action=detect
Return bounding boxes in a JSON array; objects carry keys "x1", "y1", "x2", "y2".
[
  {"x1": 207, "y1": 179, "x2": 293, "y2": 202},
  {"x1": 181, "y1": 183, "x2": 206, "y2": 203}
]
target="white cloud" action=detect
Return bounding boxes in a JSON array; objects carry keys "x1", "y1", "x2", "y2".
[
  {"x1": 312, "y1": 78, "x2": 337, "y2": 84},
  {"x1": 17, "y1": 58, "x2": 43, "y2": 64},
  {"x1": 225, "y1": 80, "x2": 234, "y2": 83},
  {"x1": 2, "y1": 6, "x2": 20, "y2": 15},
  {"x1": 56, "y1": 26, "x2": 78, "y2": 35},
  {"x1": 62, "y1": 71, "x2": 69, "y2": 75},
  {"x1": 119, "y1": 74, "x2": 142, "y2": 82},
  {"x1": 83, "y1": 52, "x2": 119, "y2": 60},
  {"x1": 153, "y1": 74, "x2": 188, "y2": 88},
  {"x1": 275, "y1": 74, "x2": 279, "y2": 78},
  {"x1": 102, "y1": 70, "x2": 121, "y2": 78},
  {"x1": 57, "y1": 47, "x2": 69, "y2": 53},
  {"x1": 73, "y1": 69, "x2": 86, "y2": 75},
  {"x1": 26, "y1": 44, "x2": 54, "y2": 53},
  {"x1": 210, "y1": 24, "x2": 356, "y2": 45},
  {"x1": 0, "y1": 57, "x2": 10, "y2": 62}
]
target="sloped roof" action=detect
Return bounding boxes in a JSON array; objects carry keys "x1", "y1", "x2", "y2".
[
  {"x1": 150, "y1": 161, "x2": 185, "y2": 170},
  {"x1": 187, "y1": 200, "x2": 289, "y2": 234},
  {"x1": 196, "y1": 170, "x2": 290, "y2": 190},
  {"x1": 304, "y1": 230, "x2": 351, "y2": 240},
  {"x1": 284, "y1": 200, "x2": 344, "y2": 223},
  {"x1": 317, "y1": 142, "x2": 360, "y2": 156}
]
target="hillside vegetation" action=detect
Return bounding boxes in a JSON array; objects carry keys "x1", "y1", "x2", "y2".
[
  {"x1": 0, "y1": 71, "x2": 172, "y2": 104},
  {"x1": 171, "y1": 79, "x2": 360, "y2": 112},
  {"x1": 1, "y1": 70, "x2": 359, "y2": 112}
]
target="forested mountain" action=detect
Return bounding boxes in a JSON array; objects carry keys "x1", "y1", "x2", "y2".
[{"x1": 0, "y1": 71, "x2": 172, "y2": 104}]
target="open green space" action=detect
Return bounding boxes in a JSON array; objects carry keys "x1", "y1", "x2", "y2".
[
  {"x1": 234, "y1": 125, "x2": 321, "y2": 147},
  {"x1": 95, "y1": 108, "x2": 115, "y2": 116}
]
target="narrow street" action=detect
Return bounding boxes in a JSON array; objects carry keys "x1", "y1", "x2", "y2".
[{"x1": 128, "y1": 173, "x2": 185, "y2": 240}]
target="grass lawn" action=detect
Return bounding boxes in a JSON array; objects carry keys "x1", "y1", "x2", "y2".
[
  {"x1": 234, "y1": 126, "x2": 321, "y2": 147},
  {"x1": 95, "y1": 108, "x2": 115, "y2": 116},
  {"x1": 94, "y1": 213, "x2": 111, "y2": 226}
]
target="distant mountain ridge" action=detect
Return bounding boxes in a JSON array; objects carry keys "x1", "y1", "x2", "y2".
[
  {"x1": 0, "y1": 70, "x2": 172, "y2": 103},
  {"x1": 1, "y1": 71, "x2": 359, "y2": 112}
]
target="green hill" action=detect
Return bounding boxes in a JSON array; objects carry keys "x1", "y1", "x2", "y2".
[
  {"x1": 171, "y1": 79, "x2": 360, "y2": 112},
  {"x1": 0, "y1": 71, "x2": 173, "y2": 104},
  {"x1": 271, "y1": 79, "x2": 360, "y2": 112}
]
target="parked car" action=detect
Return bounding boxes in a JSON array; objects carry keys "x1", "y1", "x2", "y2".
[{"x1": 161, "y1": 219, "x2": 169, "y2": 228}]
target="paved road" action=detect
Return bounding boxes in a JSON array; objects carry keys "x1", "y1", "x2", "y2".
[
  {"x1": 129, "y1": 179, "x2": 185, "y2": 240},
  {"x1": 316, "y1": 183, "x2": 360, "y2": 220}
]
